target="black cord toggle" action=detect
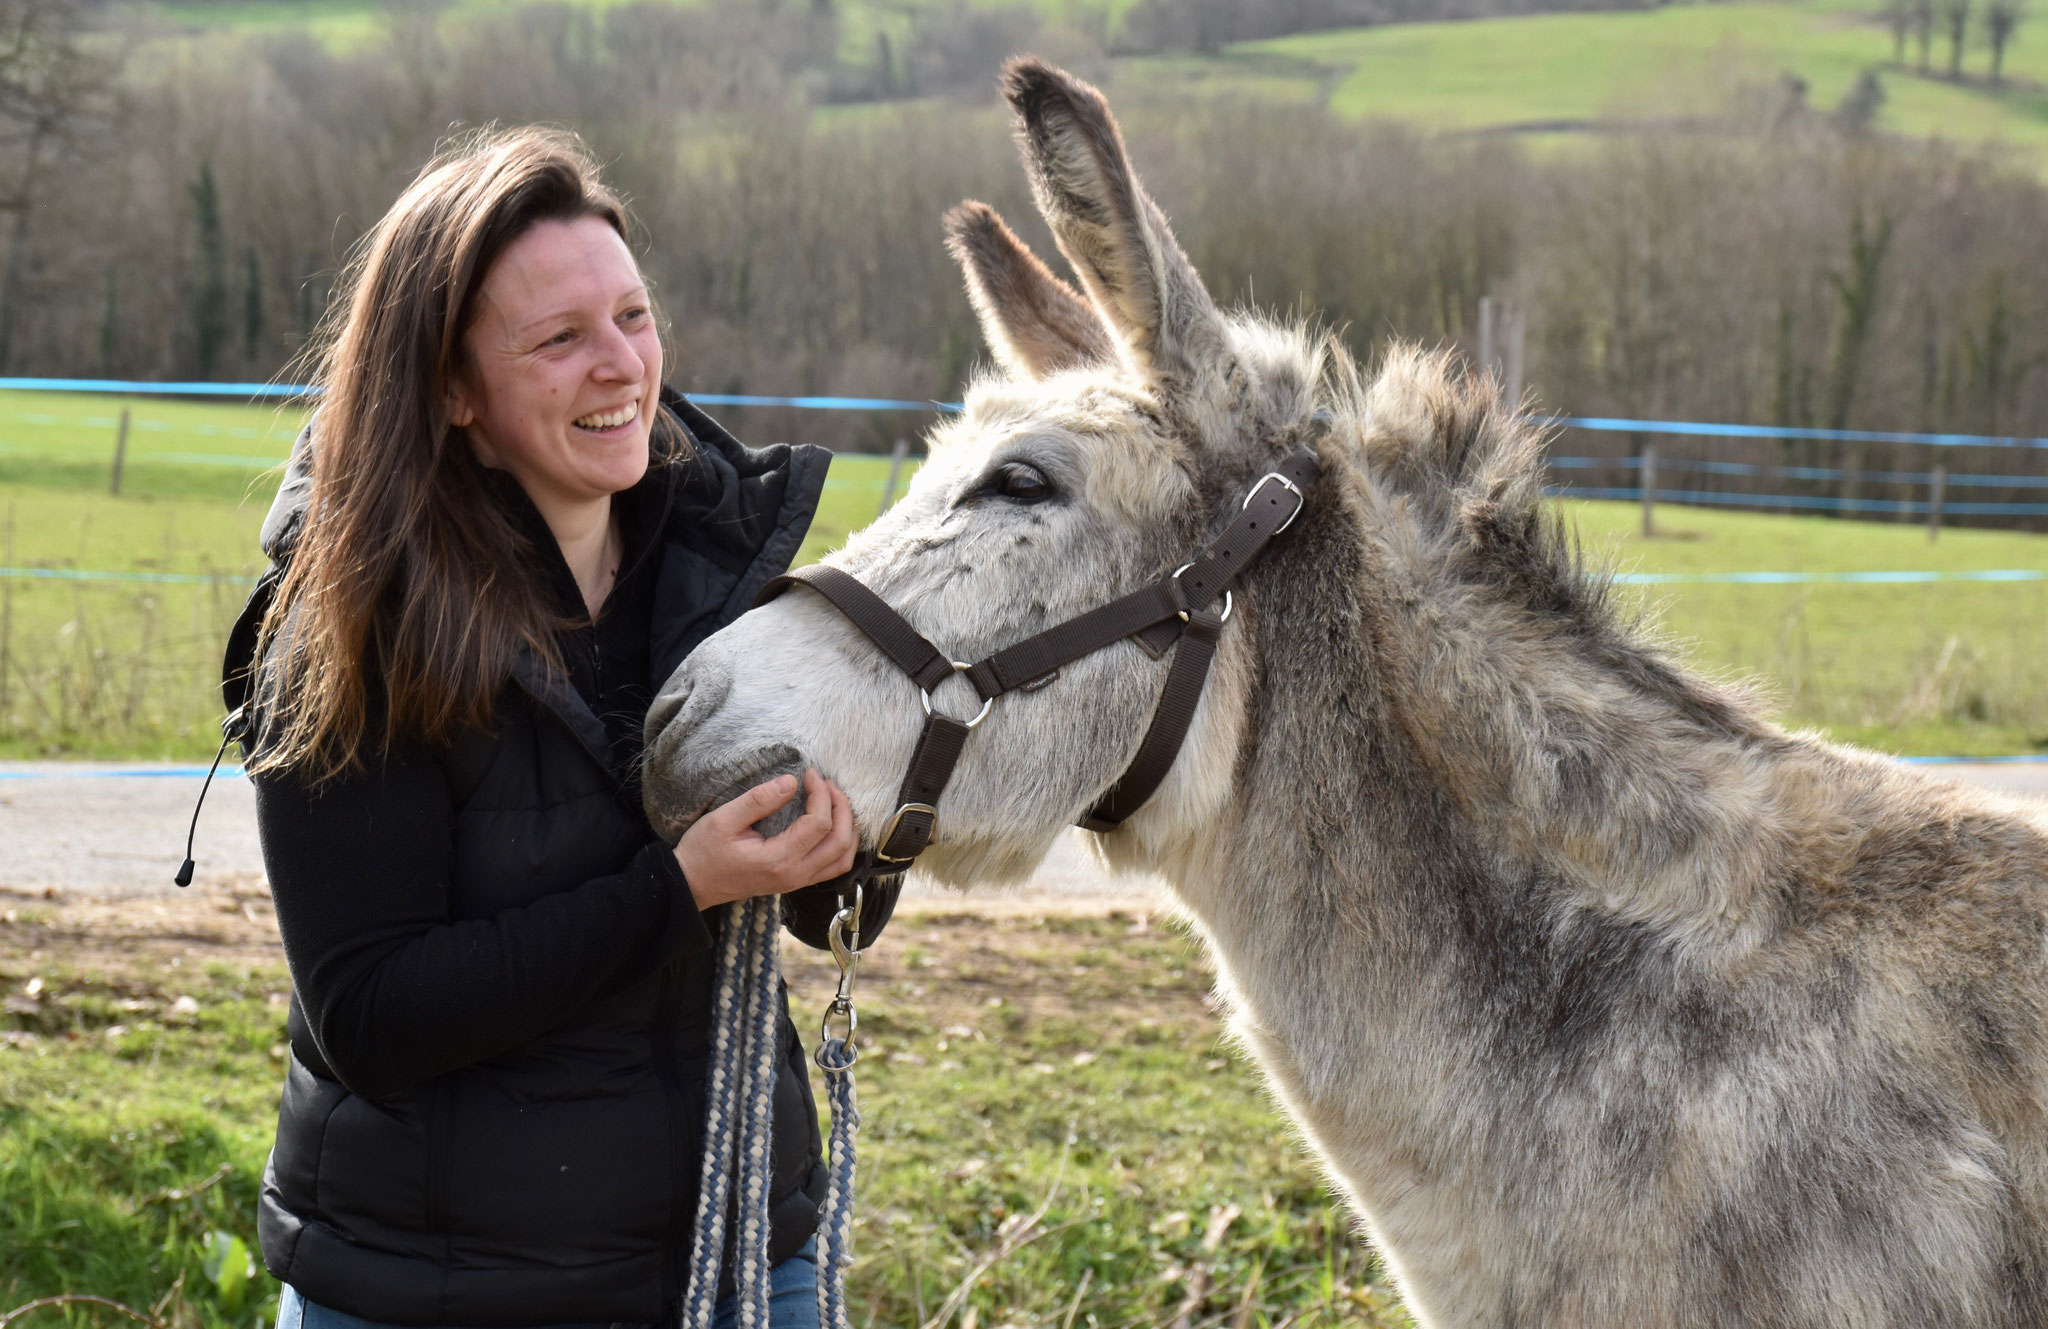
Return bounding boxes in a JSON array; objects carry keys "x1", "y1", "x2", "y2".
[{"x1": 176, "y1": 707, "x2": 247, "y2": 888}]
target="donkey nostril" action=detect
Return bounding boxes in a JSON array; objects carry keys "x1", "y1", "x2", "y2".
[{"x1": 656, "y1": 668, "x2": 732, "y2": 738}]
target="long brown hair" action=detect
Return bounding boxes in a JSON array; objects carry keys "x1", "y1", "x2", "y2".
[{"x1": 254, "y1": 126, "x2": 671, "y2": 781}]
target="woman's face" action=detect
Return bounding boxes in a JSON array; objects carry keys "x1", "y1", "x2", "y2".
[{"x1": 450, "y1": 215, "x2": 663, "y2": 524}]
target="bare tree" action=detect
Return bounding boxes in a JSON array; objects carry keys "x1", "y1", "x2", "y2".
[
  {"x1": 1985, "y1": 0, "x2": 2027, "y2": 81},
  {"x1": 1822, "y1": 209, "x2": 1897, "y2": 504},
  {"x1": 1832, "y1": 68, "x2": 1886, "y2": 133},
  {"x1": 1884, "y1": 0, "x2": 1914, "y2": 60},
  {"x1": 1939, "y1": 0, "x2": 1973, "y2": 76},
  {"x1": 0, "y1": 0, "x2": 123, "y2": 370},
  {"x1": 1911, "y1": 0, "x2": 1937, "y2": 68}
]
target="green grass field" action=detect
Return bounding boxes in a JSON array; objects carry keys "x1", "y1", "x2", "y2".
[
  {"x1": 147, "y1": 0, "x2": 1153, "y2": 59},
  {"x1": 0, "y1": 904, "x2": 1412, "y2": 1328},
  {"x1": 0, "y1": 388, "x2": 2042, "y2": 759},
  {"x1": 1122, "y1": 0, "x2": 2048, "y2": 158},
  {"x1": 1568, "y1": 500, "x2": 2048, "y2": 755}
]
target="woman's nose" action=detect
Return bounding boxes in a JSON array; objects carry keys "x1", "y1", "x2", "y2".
[{"x1": 591, "y1": 320, "x2": 648, "y2": 383}]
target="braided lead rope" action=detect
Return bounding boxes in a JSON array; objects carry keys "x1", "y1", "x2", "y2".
[
  {"x1": 814, "y1": 1035, "x2": 860, "y2": 1329},
  {"x1": 679, "y1": 893, "x2": 861, "y2": 1329},
  {"x1": 679, "y1": 898, "x2": 755, "y2": 1329},
  {"x1": 734, "y1": 897, "x2": 783, "y2": 1329}
]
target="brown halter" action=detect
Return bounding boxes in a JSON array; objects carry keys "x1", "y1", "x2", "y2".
[{"x1": 756, "y1": 447, "x2": 1320, "y2": 885}]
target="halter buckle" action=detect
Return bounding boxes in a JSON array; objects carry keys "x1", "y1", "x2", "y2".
[
  {"x1": 875, "y1": 801, "x2": 939, "y2": 863},
  {"x1": 1171, "y1": 563, "x2": 1233, "y2": 624},
  {"x1": 920, "y1": 661, "x2": 994, "y2": 728},
  {"x1": 1244, "y1": 471, "x2": 1306, "y2": 533}
]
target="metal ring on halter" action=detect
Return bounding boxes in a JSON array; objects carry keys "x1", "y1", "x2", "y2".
[
  {"x1": 1171, "y1": 563, "x2": 1233, "y2": 624},
  {"x1": 920, "y1": 661, "x2": 994, "y2": 728}
]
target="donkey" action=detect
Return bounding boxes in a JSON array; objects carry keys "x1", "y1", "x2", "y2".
[{"x1": 643, "y1": 59, "x2": 2048, "y2": 1327}]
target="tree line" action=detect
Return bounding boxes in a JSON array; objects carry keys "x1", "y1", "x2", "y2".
[
  {"x1": 1884, "y1": 0, "x2": 2031, "y2": 84},
  {"x1": 3, "y1": 0, "x2": 2045, "y2": 522}
]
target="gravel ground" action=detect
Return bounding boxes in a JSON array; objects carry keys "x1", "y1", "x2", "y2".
[
  {"x1": 2, "y1": 758, "x2": 2042, "y2": 901},
  {"x1": 0, "y1": 763, "x2": 1167, "y2": 909}
]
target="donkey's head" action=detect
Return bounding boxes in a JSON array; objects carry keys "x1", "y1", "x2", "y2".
[{"x1": 644, "y1": 60, "x2": 1326, "y2": 885}]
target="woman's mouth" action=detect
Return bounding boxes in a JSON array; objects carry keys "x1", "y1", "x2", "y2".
[{"x1": 572, "y1": 400, "x2": 639, "y2": 433}]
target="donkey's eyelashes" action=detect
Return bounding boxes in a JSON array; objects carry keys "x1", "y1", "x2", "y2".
[{"x1": 976, "y1": 460, "x2": 1056, "y2": 504}]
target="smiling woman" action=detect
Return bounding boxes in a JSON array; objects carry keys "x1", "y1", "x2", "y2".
[
  {"x1": 447, "y1": 216, "x2": 663, "y2": 615},
  {"x1": 227, "y1": 126, "x2": 885, "y2": 1329}
]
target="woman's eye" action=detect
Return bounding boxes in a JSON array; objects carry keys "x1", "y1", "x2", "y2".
[
  {"x1": 991, "y1": 462, "x2": 1051, "y2": 502},
  {"x1": 545, "y1": 329, "x2": 575, "y2": 347}
]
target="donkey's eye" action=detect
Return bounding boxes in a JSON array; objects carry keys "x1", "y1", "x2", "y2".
[{"x1": 989, "y1": 461, "x2": 1052, "y2": 503}]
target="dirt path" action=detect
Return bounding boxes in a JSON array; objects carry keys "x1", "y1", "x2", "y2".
[
  {"x1": 0, "y1": 874, "x2": 1194, "y2": 1047},
  {"x1": 2, "y1": 757, "x2": 2040, "y2": 1022},
  {"x1": 0, "y1": 764, "x2": 1169, "y2": 910},
  {"x1": 2, "y1": 759, "x2": 2040, "y2": 901}
]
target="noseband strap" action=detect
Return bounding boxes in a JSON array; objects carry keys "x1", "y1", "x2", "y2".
[{"x1": 757, "y1": 447, "x2": 1321, "y2": 871}]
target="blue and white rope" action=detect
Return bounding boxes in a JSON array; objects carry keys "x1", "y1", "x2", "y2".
[
  {"x1": 680, "y1": 894, "x2": 859, "y2": 1329},
  {"x1": 735, "y1": 897, "x2": 782, "y2": 1329},
  {"x1": 813, "y1": 1034, "x2": 862, "y2": 1329},
  {"x1": 679, "y1": 899, "x2": 751, "y2": 1329}
]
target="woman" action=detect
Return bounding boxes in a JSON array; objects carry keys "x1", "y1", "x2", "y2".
[{"x1": 235, "y1": 127, "x2": 885, "y2": 1328}]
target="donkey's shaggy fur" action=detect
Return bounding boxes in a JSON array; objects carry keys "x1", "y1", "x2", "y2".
[{"x1": 645, "y1": 60, "x2": 2048, "y2": 1327}]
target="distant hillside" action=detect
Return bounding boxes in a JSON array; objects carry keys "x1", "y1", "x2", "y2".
[
  {"x1": 1121, "y1": 0, "x2": 2048, "y2": 162},
  {"x1": 144, "y1": 0, "x2": 2047, "y2": 162},
  {"x1": 39, "y1": 0, "x2": 2042, "y2": 466}
]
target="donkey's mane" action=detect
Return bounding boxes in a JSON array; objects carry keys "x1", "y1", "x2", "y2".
[{"x1": 1299, "y1": 330, "x2": 1765, "y2": 740}]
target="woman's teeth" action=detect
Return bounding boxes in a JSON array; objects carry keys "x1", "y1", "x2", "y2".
[{"x1": 573, "y1": 401, "x2": 638, "y2": 430}]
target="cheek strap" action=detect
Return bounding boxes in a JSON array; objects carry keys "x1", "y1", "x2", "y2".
[{"x1": 751, "y1": 446, "x2": 1321, "y2": 865}]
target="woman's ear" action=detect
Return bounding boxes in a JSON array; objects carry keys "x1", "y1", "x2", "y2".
[
  {"x1": 445, "y1": 376, "x2": 477, "y2": 431},
  {"x1": 445, "y1": 378, "x2": 504, "y2": 468}
]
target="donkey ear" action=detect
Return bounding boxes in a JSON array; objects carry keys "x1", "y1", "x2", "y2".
[
  {"x1": 1000, "y1": 58, "x2": 1226, "y2": 379},
  {"x1": 943, "y1": 200, "x2": 1118, "y2": 379}
]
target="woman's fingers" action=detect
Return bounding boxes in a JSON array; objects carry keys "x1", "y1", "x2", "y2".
[
  {"x1": 827, "y1": 783, "x2": 857, "y2": 876},
  {"x1": 755, "y1": 767, "x2": 828, "y2": 862},
  {"x1": 706, "y1": 772, "x2": 800, "y2": 836},
  {"x1": 675, "y1": 769, "x2": 863, "y2": 908},
  {"x1": 795, "y1": 781, "x2": 857, "y2": 882},
  {"x1": 793, "y1": 767, "x2": 837, "y2": 852}
]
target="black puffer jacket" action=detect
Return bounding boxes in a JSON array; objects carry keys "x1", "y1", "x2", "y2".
[{"x1": 239, "y1": 392, "x2": 887, "y2": 1324}]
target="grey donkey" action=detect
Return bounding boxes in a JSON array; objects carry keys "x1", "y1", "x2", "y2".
[{"x1": 643, "y1": 59, "x2": 2048, "y2": 1328}]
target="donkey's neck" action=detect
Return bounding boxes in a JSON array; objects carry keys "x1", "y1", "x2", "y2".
[
  {"x1": 1283, "y1": 471, "x2": 1811, "y2": 948},
  {"x1": 1128, "y1": 456, "x2": 1858, "y2": 1100},
  {"x1": 1115, "y1": 472, "x2": 1848, "y2": 1321}
]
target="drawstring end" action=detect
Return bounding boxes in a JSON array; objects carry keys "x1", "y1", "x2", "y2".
[{"x1": 175, "y1": 707, "x2": 247, "y2": 889}]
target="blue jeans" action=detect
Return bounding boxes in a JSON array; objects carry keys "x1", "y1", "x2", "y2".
[{"x1": 274, "y1": 1239, "x2": 820, "y2": 1329}]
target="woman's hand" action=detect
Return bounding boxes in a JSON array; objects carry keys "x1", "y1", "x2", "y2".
[{"x1": 673, "y1": 768, "x2": 857, "y2": 911}]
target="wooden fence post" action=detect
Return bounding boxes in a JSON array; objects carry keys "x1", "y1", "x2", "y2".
[
  {"x1": 1502, "y1": 302, "x2": 1526, "y2": 411},
  {"x1": 879, "y1": 436, "x2": 910, "y2": 517},
  {"x1": 109, "y1": 407, "x2": 131, "y2": 497},
  {"x1": 1927, "y1": 463, "x2": 1946, "y2": 542},
  {"x1": 1640, "y1": 443, "x2": 1657, "y2": 538}
]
